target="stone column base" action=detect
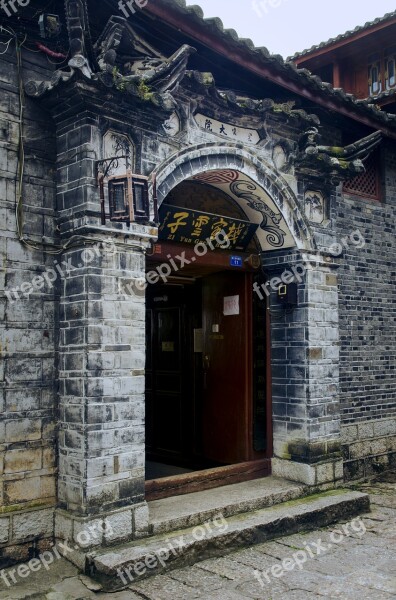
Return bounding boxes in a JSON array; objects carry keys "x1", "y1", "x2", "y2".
[
  {"x1": 272, "y1": 457, "x2": 344, "y2": 487},
  {"x1": 55, "y1": 502, "x2": 149, "y2": 569},
  {"x1": 0, "y1": 505, "x2": 54, "y2": 567}
]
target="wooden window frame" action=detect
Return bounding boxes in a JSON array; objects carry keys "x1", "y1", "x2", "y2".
[
  {"x1": 343, "y1": 150, "x2": 381, "y2": 202},
  {"x1": 385, "y1": 56, "x2": 396, "y2": 90},
  {"x1": 368, "y1": 60, "x2": 382, "y2": 96}
]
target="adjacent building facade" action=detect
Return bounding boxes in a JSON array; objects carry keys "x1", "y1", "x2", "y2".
[
  {"x1": 0, "y1": 0, "x2": 395, "y2": 567},
  {"x1": 292, "y1": 10, "x2": 396, "y2": 112}
]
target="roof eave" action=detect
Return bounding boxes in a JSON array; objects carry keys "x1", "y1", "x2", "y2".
[
  {"x1": 292, "y1": 15, "x2": 396, "y2": 64},
  {"x1": 144, "y1": 1, "x2": 396, "y2": 139}
]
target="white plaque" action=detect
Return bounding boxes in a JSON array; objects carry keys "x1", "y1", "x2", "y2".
[
  {"x1": 194, "y1": 113, "x2": 260, "y2": 145},
  {"x1": 223, "y1": 295, "x2": 240, "y2": 316}
]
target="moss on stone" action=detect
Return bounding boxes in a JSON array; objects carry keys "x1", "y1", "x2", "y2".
[
  {"x1": 0, "y1": 500, "x2": 54, "y2": 514},
  {"x1": 138, "y1": 81, "x2": 154, "y2": 101}
]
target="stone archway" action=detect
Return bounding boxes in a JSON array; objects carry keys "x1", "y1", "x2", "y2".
[
  {"x1": 151, "y1": 144, "x2": 343, "y2": 489},
  {"x1": 144, "y1": 144, "x2": 319, "y2": 493},
  {"x1": 155, "y1": 142, "x2": 315, "y2": 253}
]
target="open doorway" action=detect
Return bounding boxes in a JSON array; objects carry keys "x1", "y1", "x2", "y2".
[
  {"x1": 144, "y1": 174, "x2": 274, "y2": 499},
  {"x1": 145, "y1": 243, "x2": 271, "y2": 499}
]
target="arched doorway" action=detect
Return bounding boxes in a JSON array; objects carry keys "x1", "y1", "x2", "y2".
[{"x1": 145, "y1": 151, "x2": 313, "y2": 498}]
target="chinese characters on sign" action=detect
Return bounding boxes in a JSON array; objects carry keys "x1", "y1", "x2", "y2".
[
  {"x1": 194, "y1": 113, "x2": 260, "y2": 145},
  {"x1": 158, "y1": 205, "x2": 258, "y2": 251}
]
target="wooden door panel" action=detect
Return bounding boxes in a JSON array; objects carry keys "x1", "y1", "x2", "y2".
[
  {"x1": 147, "y1": 305, "x2": 184, "y2": 457},
  {"x1": 153, "y1": 393, "x2": 182, "y2": 454},
  {"x1": 202, "y1": 272, "x2": 250, "y2": 464}
]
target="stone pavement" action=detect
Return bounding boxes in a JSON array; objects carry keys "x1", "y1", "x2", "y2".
[{"x1": 1, "y1": 472, "x2": 395, "y2": 600}]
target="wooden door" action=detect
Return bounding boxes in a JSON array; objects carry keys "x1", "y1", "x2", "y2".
[
  {"x1": 202, "y1": 272, "x2": 251, "y2": 464},
  {"x1": 145, "y1": 283, "x2": 201, "y2": 463},
  {"x1": 146, "y1": 302, "x2": 184, "y2": 458}
]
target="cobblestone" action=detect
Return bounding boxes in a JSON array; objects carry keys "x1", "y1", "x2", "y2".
[{"x1": 0, "y1": 472, "x2": 395, "y2": 599}]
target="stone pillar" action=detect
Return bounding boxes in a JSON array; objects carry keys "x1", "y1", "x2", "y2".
[
  {"x1": 49, "y1": 101, "x2": 156, "y2": 559},
  {"x1": 263, "y1": 251, "x2": 343, "y2": 486},
  {"x1": 55, "y1": 240, "x2": 151, "y2": 550}
]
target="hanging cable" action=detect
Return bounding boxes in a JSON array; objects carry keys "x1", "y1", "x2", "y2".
[
  {"x1": 0, "y1": 36, "x2": 13, "y2": 55},
  {"x1": 2, "y1": 25, "x2": 140, "y2": 256},
  {"x1": 10, "y1": 27, "x2": 84, "y2": 254},
  {"x1": 35, "y1": 42, "x2": 67, "y2": 60}
]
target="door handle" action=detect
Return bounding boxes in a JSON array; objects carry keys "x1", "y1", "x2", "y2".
[{"x1": 203, "y1": 355, "x2": 210, "y2": 370}]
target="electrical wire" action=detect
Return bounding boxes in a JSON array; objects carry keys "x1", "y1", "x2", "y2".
[
  {"x1": 0, "y1": 37, "x2": 13, "y2": 55},
  {"x1": 6, "y1": 26, "x2": 73, "y2": 254},
  {"x1": 2, "y1": 24, "x2": 146, "y2": 257},
  {"x1": 20, "y1": 44, "x2": 41, "y2": 53}
]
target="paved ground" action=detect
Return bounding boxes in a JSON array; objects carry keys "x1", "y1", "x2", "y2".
[{"x1": 1, "y1": 472, "x2": 395, "y2": 599}]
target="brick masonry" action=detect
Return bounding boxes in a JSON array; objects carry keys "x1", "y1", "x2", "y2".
[
  {"x1": 0, "y1": 37, "x2": 58, "y2": 568},
  {"x1": 336, "y1": 141, "x2": 396, "y2": 479},
  {"x1": 0, "y1": 3, "x2": 395, "y2": 566}
]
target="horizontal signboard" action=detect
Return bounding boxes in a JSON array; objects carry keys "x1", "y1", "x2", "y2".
[{"x1": 158, "y1": 205, "x2": 258, "y2": 251}]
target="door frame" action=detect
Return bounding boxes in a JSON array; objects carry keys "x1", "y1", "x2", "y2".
[{"x1": 144, "y1": 241, "x2": 273, "y2": 500}]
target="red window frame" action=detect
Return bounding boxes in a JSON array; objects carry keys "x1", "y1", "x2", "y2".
[{"x1": 343, "y1": 150, "x2": 381, "y2": 202}]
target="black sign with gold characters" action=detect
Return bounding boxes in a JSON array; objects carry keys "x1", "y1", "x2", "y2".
[{"x1": 158, "y1": 205, "x2": 258, "y2": 251}]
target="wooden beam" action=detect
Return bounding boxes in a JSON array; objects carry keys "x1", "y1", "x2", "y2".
[
  {"x1": 145, "y1": 459, "x2": 271, "y2": 501},
  {"x1": 333, "y1": 62, "x2": 341, "y2": 88}
]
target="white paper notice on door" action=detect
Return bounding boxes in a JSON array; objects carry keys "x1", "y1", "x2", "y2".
[{"x1": 223, "y1": 295, "x2": 240, "y2": 316}]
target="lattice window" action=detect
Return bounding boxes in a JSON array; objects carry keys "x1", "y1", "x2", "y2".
[{"x1": 343, "y1": 151, "x2": 380, "y2": 201}]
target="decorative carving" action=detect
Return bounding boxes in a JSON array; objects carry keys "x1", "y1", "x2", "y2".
[
  {"x1": 193, "y1": 170, "x2": 240, "y2": 185},
  {"x1": 304, "y1": 190, "x2": 326, "y2": 225},
  {"x1": 25, "y1": 13, "x2": 195, "y2": 111},
  {"x1": 122, "y1": 46, "x2": 195, "y2": 93},
  {"x1": 162, "y1": 112, "x2": 181, "y2": 136},
  {"x1": 273, "y1": 145, "x2": 287, "y2": 171},
  {"x1": 296, "y1": 128, "x2": 382, "y2": 179},
  {"x1": 184, "y1": 71, "x2": 321, "y2": 124},
  {"x1": 24, "y1": 69, "x2": 74, "y2": 98},
  {"x1": 64, "y1": 0, "x2": 93, "y2": 78},
  {"x1": 102, "y1": 131, "x2": 134, "y2": 177},
  {"x1": 230, "y1": 180, "x2": 287, "y2": 248}
]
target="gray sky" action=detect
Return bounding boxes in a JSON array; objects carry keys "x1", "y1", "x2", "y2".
[{"x1": 186, "y1": 1, "x2": 396, "y2": 58}]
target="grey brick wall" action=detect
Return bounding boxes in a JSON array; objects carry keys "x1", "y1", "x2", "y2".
[
  {"x1": 0, "y1": 47, "x2": 57, "y2": 503},
  {"x1": 57, "y1": 242, "x2": 146, "y2": 515},
  {"x1": 264, "y1": 251, "x2": 341, "y2": 468},
  {"x1": 0, "y1": 43, "x2": 58, "y2": 566},
  {"x1": 336, "y1": 142, "x2": 396, "y2": 478}
]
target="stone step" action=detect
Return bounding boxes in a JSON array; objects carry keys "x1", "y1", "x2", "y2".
[
  {"x1": 89, "y1": 489, "x2": 370, "y2": 591},
  {"x1": 148, "y1": 476, "x2": 306, "y2": 536}
]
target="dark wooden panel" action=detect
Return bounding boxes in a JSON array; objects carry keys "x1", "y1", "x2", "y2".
[
  {"x1": 145, "y1": 459, "x2": 271, "y2": 501},
  {"x1": 202, "y1": 272, "x2": 250, "y2": 464}
]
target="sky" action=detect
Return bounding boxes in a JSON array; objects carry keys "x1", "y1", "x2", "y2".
[{"x1": 185, "y1": 0, "x2": 396, "y2": 58}]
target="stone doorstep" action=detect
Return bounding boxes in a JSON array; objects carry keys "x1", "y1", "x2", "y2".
[
  {"x1": 89, "y1": 489, "x2": 370, "y2": 591},
  {"x1": 147, "y1": 476, "x2": 307, "y2": 536}
]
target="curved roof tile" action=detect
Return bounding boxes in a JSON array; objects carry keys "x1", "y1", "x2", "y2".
[
  {"x1": 149, "y1": 1, "x2": 396, "y2": 129},
  {"x1": 289, "y1": 11, "x2": 396, "y2": 60}
]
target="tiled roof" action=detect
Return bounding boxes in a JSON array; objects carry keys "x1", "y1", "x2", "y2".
[
  {"x1": 369, "y1": 88, "x2": 396, "y2": 103},
  {"x1": 154, "y1": 1, "x2": 396, "y2": 129},
  {"x1": 289, "y1": 11, "x2": 396, "y2": 61}
]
